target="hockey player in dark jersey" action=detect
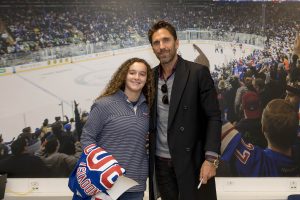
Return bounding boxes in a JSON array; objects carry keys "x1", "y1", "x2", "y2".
[{"x1": 220, "y1": 99, "x2": 300, "y2": 177}]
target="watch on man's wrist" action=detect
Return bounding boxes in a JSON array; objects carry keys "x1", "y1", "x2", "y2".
[{"x1": 205, "y1": 156, "x2": 220, "y2": 169}]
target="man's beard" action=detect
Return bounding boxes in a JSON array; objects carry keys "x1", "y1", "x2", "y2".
[{"x1": 157, "y1": 49, "x2": 177, "y2": 65}]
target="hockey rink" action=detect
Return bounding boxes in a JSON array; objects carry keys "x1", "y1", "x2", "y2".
[{"x1": 0, "y1": 41, "x2": 257, "y2": 141}]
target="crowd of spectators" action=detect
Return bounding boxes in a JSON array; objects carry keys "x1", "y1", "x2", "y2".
[
  {"x1": 0, "y1": 2, "x2": 299, "y2": 56},
  {"x1": 0, "y1": 100, "x2": 88, "y2": 177},
  {"x1": 211, "y1": 24, "x2": 300, "y2": 176}
]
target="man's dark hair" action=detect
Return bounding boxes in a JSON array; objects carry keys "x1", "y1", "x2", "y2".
[
  {"x1": 22, "y1": 126, "x2": 31, "y2": 134},
  {"x1": 43, "y1": 118, "x2": 49, "y2": 126},
  {"x1": 11, "y1": 136, "x2": 27, "y2": 156},
  {"x1": 45, "y1": 135, "x2": 59, "y2": 154},
  {"x1": 51, "y1": 123, "x2": 63, "y2": 134},
  {"x1": 292, "y1": 54, "x2": 299, "y2": 64},
  {"x1": 148, "y1": 20, "x2": 177, "y2": 45}
]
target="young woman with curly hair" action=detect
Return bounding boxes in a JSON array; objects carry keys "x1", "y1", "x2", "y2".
[{"x1": 80, "y1": 57, "x2": 154, "y2": 200}]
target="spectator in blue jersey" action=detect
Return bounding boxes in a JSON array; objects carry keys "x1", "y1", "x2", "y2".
[
  {"x1": 80, "y1": 57, "x2": 155, "y2": 200},
  {"x1": 148, "y1": 20, "x2": 221, "y2": 200},
  {"x1": 235, "y1": 91, "x2": 266, "y2": 148},
  {"x1": 221, "y1": 99, "x2": 300, "y2": 177}
]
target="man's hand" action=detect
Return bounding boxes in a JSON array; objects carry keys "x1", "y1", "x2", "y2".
[{"x1": 199, "y1": 160, "x2": 217, "y2": 184}]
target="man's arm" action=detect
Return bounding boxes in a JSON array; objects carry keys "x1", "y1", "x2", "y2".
[
  {"x1": 193, "y1": 44, "x2": 210, "y2": 68},
  {"x1": 198, "y1": 66, "x2": 221, "y2": 153},
  {"x1": 74, "y1": 100, "x2": 82, "y2": 136},
  {"x1": 198, "y1": 66, "x2": 221, "y2": 183}
]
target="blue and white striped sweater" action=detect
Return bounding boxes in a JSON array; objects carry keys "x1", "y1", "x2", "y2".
[{"x1": 81, "y1": 90, "x2": 149, "y2": 192}]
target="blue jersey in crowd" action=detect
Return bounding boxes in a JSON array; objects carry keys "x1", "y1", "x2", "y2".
[{"x1": 222, "y1": 133, "x2": 300, "y2": 177}]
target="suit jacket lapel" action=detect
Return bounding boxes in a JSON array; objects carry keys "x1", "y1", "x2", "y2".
[
  {"x1": 151, "y1": 67, "x2": 159, "y2": 131},
  {"x1": 168, "y1": 57, "x2": 190, "y2": 129}
]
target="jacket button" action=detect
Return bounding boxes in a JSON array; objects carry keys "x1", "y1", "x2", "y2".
[
  {"x1": 183, "y1": 105, "x2": 188, "y2": 110},
  {"x1": 179, "y1": 127, "x2": 184, "y2": 132},
  {"x1": 186, "y1": 148, "x2": 191, "y2": 152}
]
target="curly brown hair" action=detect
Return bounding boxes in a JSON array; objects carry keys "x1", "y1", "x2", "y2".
[{"x1": 96, "y1": 57, "x2": 155, "y2": 108}]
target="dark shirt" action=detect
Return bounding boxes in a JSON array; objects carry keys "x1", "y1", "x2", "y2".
[
  {"x1": 236, "y1": 118, "x2": 267, "y2": 148},
  {"x1": 0, "y1": 154, "x2": 48, "y2": 178}
]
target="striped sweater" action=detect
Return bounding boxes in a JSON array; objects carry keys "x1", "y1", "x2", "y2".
[{"x1": 81, "y1": 90, "x2": 149, "y2": 192}]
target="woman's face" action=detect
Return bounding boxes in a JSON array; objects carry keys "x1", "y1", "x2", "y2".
[{"x1": 125, "y1": 62, "x2": 147, "y2": 94}]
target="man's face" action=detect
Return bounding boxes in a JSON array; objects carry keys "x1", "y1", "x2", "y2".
[{"x1": 151, "y1": 28, "x2": 179, "y2": 65}]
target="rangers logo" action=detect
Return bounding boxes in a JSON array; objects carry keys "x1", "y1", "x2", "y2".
[{"x1": 68, "y1": 144, "x2": 125, "y2": 199}]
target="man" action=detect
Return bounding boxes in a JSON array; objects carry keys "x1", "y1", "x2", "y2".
[
  {"x1": 235, "y1": 91, "x2": 266, "y2": 148},
  {"x1": 221, "y1": 99, "x2": 300, "y2": 177},
  {"x1": 148, "y1": 20, "x2": 221, "y2": 200},
  {"x1": 0, "y1": 136, "x2": 48, "y2": 178}
]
